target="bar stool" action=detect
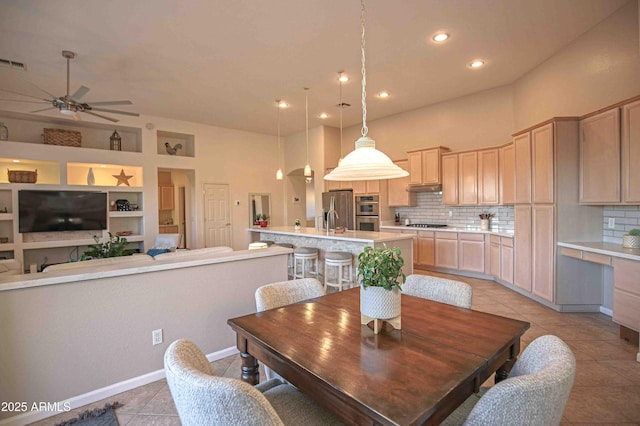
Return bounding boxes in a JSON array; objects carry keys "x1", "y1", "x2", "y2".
[
  {"x1": 324, "y1": 251, "x2": 354, "y2": 292},
  {"x1": 273, "y1": 243, "x2": 295, "y2": 277},
  {"x1": 293, "y1": 247, "x2": 318, "y2": 279}
]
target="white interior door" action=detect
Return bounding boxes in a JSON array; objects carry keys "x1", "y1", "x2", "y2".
[{"x1": 204, "y1": 183, "x2": 231, "y2": 247}]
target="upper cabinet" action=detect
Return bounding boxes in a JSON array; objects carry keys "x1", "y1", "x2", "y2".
[
  {"x1": 500, "y1": 143, "x2": 515, "y2": 204},
  {"x1": 513, "y1": 132, "x2": 532, "y2": 204},
  {"x1": 159, "y1": 185, "x2": 175, "y2": 210},
  {"x1": 622, "y1": 100, "x2": 640, "y2": 204},
  {"x1": 441, "y1": 148, "x2": 499, "y2": 206},
  {"x1": 532, "y1": 123, "x2": 554, "y2": 204},
  {"x1": 387, "y1": 160, "x2": 416, "y2": 207},
  {"x1": 579, "y1": 108, "x2": 621, "y2": 204},
  {"x1": 324, "y1": 169, "x2": 380, "y2": 194},
  {"x1": 407, "y1": 147, "x2": 449, "y2": 186}
]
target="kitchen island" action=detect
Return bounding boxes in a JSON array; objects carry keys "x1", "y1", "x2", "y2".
[{"x1": 248, "y1": 226, "x2": 414, "y2": 276}]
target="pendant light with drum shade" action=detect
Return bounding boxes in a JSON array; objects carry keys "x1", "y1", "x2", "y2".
[
  {"x1": 324, "y1": 0, "x2": 408, "y2": 182},
  {"x1": 275, "y1": 99, "x2": 283, "y2": 180},
  {"x1": 303, "y1": 88, "x2": 312, "y2": 177}
]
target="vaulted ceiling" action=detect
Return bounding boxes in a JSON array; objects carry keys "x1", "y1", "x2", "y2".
[{"x1": 0, "y1": 0, "x2": 629, "y2": 135}]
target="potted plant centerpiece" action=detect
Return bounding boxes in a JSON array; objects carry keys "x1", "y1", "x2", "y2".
[
  {"x1": 358, "y1": 245, "x2": 406, "y2": 334},
  {"x1": 622, "y1": 228, "x2": 640, "y2": 248},
  {"x1": 294, "y1": 219, "x2": 301, "y2": 230}
]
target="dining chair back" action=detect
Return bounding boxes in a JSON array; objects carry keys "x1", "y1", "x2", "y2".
[
  {"x1": 402, "y1": 274, "x2": 473, "y2": 308},
  {"x1": 443, "y1": 335, "x2": 576, "y2": 426},
  {"x1": 164, "y1": 339, "x2": 343, "y2": 426},
  {"x1": 255, "y1": 278, "x2": 325, "y2": 311}
]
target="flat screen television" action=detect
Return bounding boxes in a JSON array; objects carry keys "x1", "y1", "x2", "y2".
[{"x1": 18, "y1": 190, "x2": 108, "y2": 233}]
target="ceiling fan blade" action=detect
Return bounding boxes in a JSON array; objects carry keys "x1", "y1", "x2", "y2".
[
  {"x1": 0, "y1": 99, "x2": 50, "y2": 104},
  {"x1": 70, "y1": 85, "x2": 90, "y2": 101},
  {"x1": 84, "y1": 110, "x2": 119, "y2": 123},
  {"x1": 91, "y1": 107, "x2": 139, "y2": 117},
  {"x1": 0, "y1": 88, "x2": 51, "y2": 102},
  {"x1": 19, "y1": 77, "x2": 59, "y2": 100},
  {"x1": 30, "y1": 107, "x2": 56, "y2": 113},
  {"x1": 72, "y1": 112, "x2": 81, "y2": 121},
  {"x1": 88, "y1": 100, "x2": 133, "y2": 106}
]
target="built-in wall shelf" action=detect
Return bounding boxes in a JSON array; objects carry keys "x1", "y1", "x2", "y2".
[
  {"x1": 21, "y1": 239, "x2": 102, "y2": 250},
  {"x1": 0, "y1": 157, "x2": 60, "y2": 185},
  {"x1": 67, "y1": 162, "x2": 143, "y2": 187},
  {"x1": 109, "y1": 211, "x2": 144, "y2": 218},
  {"x1": 0, "y1": 110, "x2": 142, "y2": 152},
  {"x1": 157, "y1": 130, "x2": 195, "y2": 157},
  {"x1": 0, "y1": 213, "x2": 13, "y2": 221}
]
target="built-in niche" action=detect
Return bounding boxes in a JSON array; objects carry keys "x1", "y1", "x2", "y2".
[
  {"x1": 249, "y1": 193, "x2": 271, "y2": 227},
  {"x1": 157, "y1": 130, "x2": 195, "y2": 157}
]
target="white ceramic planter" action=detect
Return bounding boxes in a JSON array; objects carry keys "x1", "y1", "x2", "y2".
[
  {"x1": 360, "y1": 286, "x2": 401, "y2": 320},
  {"x1": 622, "y1": 235, "x2": 640, "y2": 248}
]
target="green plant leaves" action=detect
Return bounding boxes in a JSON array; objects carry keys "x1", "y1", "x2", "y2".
[
  {"x1": 357, "y1": 245, "x2": 406, "y2": 291},
  {"x1": 81, "y1": 232, "x2": 136, "y2": 260}
]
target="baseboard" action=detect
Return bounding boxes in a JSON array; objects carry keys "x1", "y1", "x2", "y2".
[
  {"x1": 599, "y1": 306, "x2": 613, "y2": 317},
  {"x1": 0, "y1": 346, "x2": 239, "y2": 426}
]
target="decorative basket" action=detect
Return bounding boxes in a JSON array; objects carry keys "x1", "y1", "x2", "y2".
[
  {"x1": 8, "y1": 169, "x2": 37, "y2": 183},
  {"x1": 622, "y1": 235, "x2": 640, "y2": 248},
  {"x1": 43, "y1": 128, "x2": 81, "y2": 147}
]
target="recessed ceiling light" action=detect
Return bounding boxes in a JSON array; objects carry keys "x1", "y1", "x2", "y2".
[
  {"x1": 470, "y1": 60, "x2": 485, "y2": 68},
  {"x1": 319, "y1": 113, "x2": 329, "y2": 119},
  {"x1": 377, "y1": 91, "x2": 390, "y2": 98},
  {"x1": 433, "y1": 33, "x2": 449, "y2": 42},
  {"x1": 338, "y1": 74, "x2": 349, "y2": 82},
  {"x1": 278, "y1": 100, "x2": 289, "y2": 108},
  {"x1": 12, "y1": 159, "x2": 20, "y2": 163}
]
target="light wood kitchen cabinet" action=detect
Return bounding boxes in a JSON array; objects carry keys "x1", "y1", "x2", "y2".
[
  {"x1": 458, "y1": 232, "x2": 485, "y2": 273},
  {"x1": 622, "y1": 100, "x2": 640, "y2": 204},
  {"x1": 159, "y1": 225, "x2": 179, "y2": 234},
  {"x1": 513, "y1": 132, "x2": 532, "y2": 204},
  {"x1": 387, "y1": 160, "x2": 416, "y2": 207},
  {"x1": 478, "y1": 148, "x2": 500, "y2": 205},
  {"x1": 532, "y1": 123, "x2": 554, "y2": 204},
  {"x1": 579, "y1": 108, "x2": 620, "y2": 204},
  {"x1": 159, "y1": 185, "x2": 175, "y2": 211},
  {"x1": 500, "y1": 237, "x2": 514, "y2": 284},
  {"x1": 325, "y1": 169, "x2": 341, "y2": 191},
  {"x1": 500, "y1": 143, "x2": 515, "y2": 204},
  {"x1": 407, "y1": 147, "x2": 449, "y2": 186},
  {"x1": 490, "y1": 236, "x2": 501, "y2": 278},
  {"x1": 514, "y1": 205, "x2": 532, "y2": 292},
  {"x1": 442, "y1": 154, "x2": 458, "y2": 205},
  {"x1": 532, "y1": 205, "x2": 555, "y2": 302},
  {"x1": 458, "y1": 151, "x2": 478, "y2": 205},
  {"x1": 612, "y1": 257, "x2": 640, "y2": 332},
  {"x1": 417, "y1": 230, "x2": 435, "y2": 267},
  {"x1": 435, "y1": 232, "x2": 458, "y2": 269}
]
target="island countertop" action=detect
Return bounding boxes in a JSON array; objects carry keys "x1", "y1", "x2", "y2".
[{"x1": 248, "y1": 226, "x2": 415, "y2": 243}]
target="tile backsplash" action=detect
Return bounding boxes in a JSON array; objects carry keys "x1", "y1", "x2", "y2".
[
  {"x1": 394, "y1": 192, "x2": 514, "y2": 231},
  {"x1": 603, "y1": 205, "x2": 640, "y2": 244}
]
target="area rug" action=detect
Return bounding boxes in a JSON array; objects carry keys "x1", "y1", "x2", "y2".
[{"x1": 54, "y1": 402, "x2": 122, "y2": 426}]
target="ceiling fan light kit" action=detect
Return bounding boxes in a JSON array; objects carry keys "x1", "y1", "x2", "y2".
[
  {"x1": 0, "y1": 50, "x2": 139, "y2": 123},
  {"x1": 324, "y1": 0, "x2": 408, "y2": 182}
]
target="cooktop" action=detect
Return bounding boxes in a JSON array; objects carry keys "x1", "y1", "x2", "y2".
[{"x1": 406, "y1": 224, "x2": 448, "y2": 228}]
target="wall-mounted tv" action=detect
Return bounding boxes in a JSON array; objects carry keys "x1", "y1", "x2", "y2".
[{"x1": 18, "y1": 190, "x2": 108, "y2": 233}]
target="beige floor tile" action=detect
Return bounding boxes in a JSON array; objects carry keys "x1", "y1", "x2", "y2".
[
  {"x1": 563, "y1": 386, "x2": 632, "y2": 423},
  {"x1": 573, "y1": 360, "x2": 636, "y2": 387},
  {"x1": 116, "y1": 413, "x2": 136, "y2": 426},
  {"x1": 124, "y1": 414, "x2": 181, "y2": 425},
  {"x1": 598, "y1": 359, "x2": 640, "y2": 385},
  {"x1": 138, "y1": 385, "x2": 179, "y2": 416},
  {"x1": 110, "y1": 380, "x2": 166, "y2": 414}
]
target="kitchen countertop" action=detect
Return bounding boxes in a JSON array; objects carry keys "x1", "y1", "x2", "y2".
[
  {"x1": 380, "y1": 225, "x2": 515, "y2": 238},
  {"x1": 248, "y1": 226, "x2": 415, "y2": 243},
  {"x1": 558, "y1": 241, "x2": 640, "y2": 262}
]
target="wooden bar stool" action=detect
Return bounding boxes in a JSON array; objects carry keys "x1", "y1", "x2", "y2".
[
  {"x1": 293, "y1": 247, "x2": 318, "y2": 279},
  {"x1": 324, "y1": 251, "x2": 354, "y2": 292}
]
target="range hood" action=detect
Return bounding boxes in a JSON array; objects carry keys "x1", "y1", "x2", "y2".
[{"x1": 408, "y1": 183, "x2": 442, "y2": 192}]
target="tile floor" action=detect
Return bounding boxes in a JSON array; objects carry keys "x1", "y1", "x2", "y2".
[{"x1": 31, "y1": 271, "x2": 640, "y2": 425}]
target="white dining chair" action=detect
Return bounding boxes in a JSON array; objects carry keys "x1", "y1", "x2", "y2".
[
  {"x1": 255, "y1": 278, "x2": 325, "y2": 380},
  {"x1": 402, "y1": 274, "x2": 473, "y2": 308},
  {"x1": 441, "y1": 334, "x2": 576, "y2": 426},
  {"x1": 164, "y1": 339, "x2": 343, "y2": 426}
]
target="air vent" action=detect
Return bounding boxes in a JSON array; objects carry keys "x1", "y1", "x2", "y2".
[{"x1": 0, "y1": 58, "x2": 27, "y2": 71}]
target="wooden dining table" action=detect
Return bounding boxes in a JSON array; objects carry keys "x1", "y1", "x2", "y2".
[{"x1": 227, "y1": 288, "x2": 530, "y2": 425}]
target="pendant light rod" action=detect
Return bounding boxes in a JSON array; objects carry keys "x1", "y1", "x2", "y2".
[
  {"x1": 304, "y1": 88, "x2": 312, "y2": 177},
  {"x1": 339, "y1": 71, "x2": 344, "y2": 147},
  {"x1": 360, "y1": 0, "x2": 368, "y2": 138},
  {"x1": 275, "y1": 99, "x2": 283, "y2": 180}
]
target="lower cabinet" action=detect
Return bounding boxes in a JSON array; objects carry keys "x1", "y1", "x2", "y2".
[
  {"x1": 435, "y1": 232, "x2": 458, "y2": 269},
  {"x1": 514, "y1": 206, "x2": 532, "y2": 292},
  {"x1": 500, "y1": 237, "x2": 514, "y2": 284},
  {"x1": 458, "y1": 233, "x2": 485, "y2": 273},
  {"x1": 417, "y1": 231, "x2": 435, "y2": 267},
  {"x1": 532, "y1": 205, "x2": 555, "y2": 302},
  {"x1": 612, "y1": 257, "x2": 640, "y2": 332},
  {"x1": 490, "y1": 236, "x2": 501, "y2": 277}
]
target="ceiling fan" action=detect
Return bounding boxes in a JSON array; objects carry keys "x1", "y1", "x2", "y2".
[{"x1": 0, "y1": 50, "x2": 139, "y2": 123}]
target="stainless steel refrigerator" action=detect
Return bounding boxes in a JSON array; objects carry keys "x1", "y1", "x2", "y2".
[{"x1": 322, "y1": 190, "x2": 354, "y2": 230}]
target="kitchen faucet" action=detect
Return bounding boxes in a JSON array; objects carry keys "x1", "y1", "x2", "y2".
[{"x1": 326, "y1": 195, "x2": 339, "y2": 233}]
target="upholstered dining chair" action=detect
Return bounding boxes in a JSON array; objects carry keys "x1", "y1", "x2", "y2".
[
  {"x1": 164, "y1": 339, "x2": 343, "y2": 426},
  {"x1": 441, "y1": 334, "x2": 576, "y2": 426},
  {"x1": 402, "y1": 274, "x2": 473, "y2": 308},
  {"x1": 255, "y1": 278, "x2": 325, "y2": 380}
]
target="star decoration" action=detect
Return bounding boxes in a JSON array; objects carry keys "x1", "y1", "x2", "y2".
[{"x1": 112, "y1": 169, "x2": 133, "y2": 186}]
